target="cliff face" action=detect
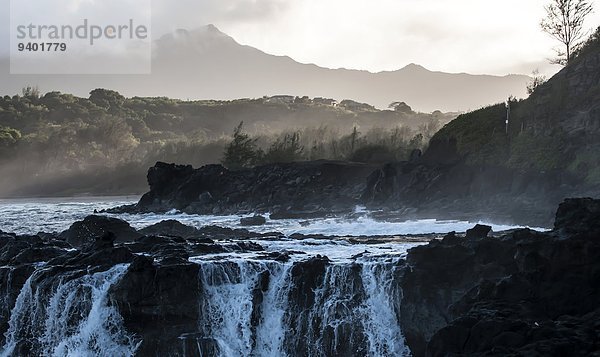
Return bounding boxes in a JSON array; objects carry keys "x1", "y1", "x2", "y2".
[
  {"x1": 362, "y1": 158, "x2": 580, "y2": 227},
  {"x1": 399, "y1": 198, "x2": 600, "y2": 356}
]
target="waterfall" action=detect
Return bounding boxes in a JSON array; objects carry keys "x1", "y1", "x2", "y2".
[
  {"x1": 196, "y1": 257, "x2": 410, "y2": 357},
  {"x1": 0, "y1": 264, "x2": 139, "y2": 357},
  {"x1": 360, "y1": 261, "x2": 408, "y2": 356},
  {"x1": 2, "y1": 256, "x2": 410, "y2": 356},
  {"x1": 198, "y1": 261, "x2": 292, "y2": 356}
]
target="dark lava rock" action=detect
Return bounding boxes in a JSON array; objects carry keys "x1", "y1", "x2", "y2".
[
  {"x1": 240, "y1": 215, "x2": 267, "y2": 226},
  {"x1": 554, "y1": 197, "x2": 600, "y2": 235},
  {"x1": 196, "y1": 225, "x2": 283, "y2": 241},
  {"x1": 9, "y1": 246, "x2": 66, "y2": 265},
  {"x1": 59, "y1": 215, "x2": 141, "y2": 248},
  {"x1": 138, "y1": 220, "x2": 202, "y2": 239},
  {"x1": 362, "y1": 158, "x2": 582, "y2": 228},
  {"x1": 465, "y1": 224, "x2": 492, "y2": 240},
  {"x1": 290, "y1": 255, "x2": 330, "y2": 308},
  {"x1": 109, "y1": 255, "x2": 202, "y2": 356},
  {"x1": 0, "y1": 234, "x2": 69, "y2": 265},
  {"x1": 114, "y1": 161, "x2": 377, "y2": 217},
  {"x1": 107, "y1": 153, "x2": 589, "y2": 227},
  {"x1": 0, "y1": 230, "x2": 138, "y2": 353},
  {"x1": 189, "y1": 243, "x2": 228, "y2": 254},
  {"x1": 235, "y1": 242, "x2": 264, "y2": 252},
  {"x1": 128, "y1": 235, "x2": 179, "y2": 253},
  {"x1": 84, "y1": 231, "x2": 116, "y2": 251},
  {"x1": 258, "y1": 251, "x2": 292, "y2": 262},
  {"x1": 400, "y1": 198, "x2": 600, "y2": 356}
]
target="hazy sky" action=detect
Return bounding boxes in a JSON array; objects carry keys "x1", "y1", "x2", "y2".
[{"x1": 2, "y1": 0, "x2": 600, "y2": 76}]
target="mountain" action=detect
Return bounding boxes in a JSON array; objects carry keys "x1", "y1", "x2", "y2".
[{"x1": 0, "y1": 24, "x2": 530, "y2": 112}]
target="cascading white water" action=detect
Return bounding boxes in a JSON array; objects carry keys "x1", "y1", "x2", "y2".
[
  {"x1": 198, "y1": 261, "x2": 292, "y2": 357},
  {"x1": 196, "y1": 257, "x2": 410, "y2": 357},
  {"x1": 360, "y1": 260, "x2": 408, "y2": 356},
  {"x1": 0, "y1": 264, "x2": 139, "y2": 357}
]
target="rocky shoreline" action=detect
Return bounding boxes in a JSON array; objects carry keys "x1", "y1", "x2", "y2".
[
  {"x1": 107, "y1": 157, "x2": 596, "y2": 228},
  {"x1": 0, "y1": 213, "x2": 430, "y2": 355},
  {"x1": 1, "y1": 198, "x2": 599, "y2": 355},
  {"x1": 399, "y1": 198, "x2": 600, "y2": 356}
]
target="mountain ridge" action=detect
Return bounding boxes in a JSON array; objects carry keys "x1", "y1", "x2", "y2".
[{"x1": 0, "y1": 24, "x2": 530, "y2": 112}]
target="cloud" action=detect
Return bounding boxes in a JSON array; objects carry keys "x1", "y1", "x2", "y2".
[
  {"x1": 218, "y1": 0, "x2": 600, "y2": 75},
  {"x1": 2, "y1": 0, "x2": 600, "y2": 76},
  {"x1": 151, "y1": 0, "x2": 289, "y2": 35}
]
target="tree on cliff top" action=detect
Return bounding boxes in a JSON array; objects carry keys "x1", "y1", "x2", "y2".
[
  {"x1": 541, "y1": 0, "x2": 594, "y2": 65},
  {"x1": 222, "y1": 122, "x2": 260, "y2": 170}
]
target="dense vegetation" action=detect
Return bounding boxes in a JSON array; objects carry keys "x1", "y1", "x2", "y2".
[
  {"x1": 430, "y1": 27, "x2": 600, "y2": 183},
  {"x1": 0, "y1": 90, "x2": 454, "y2": 196}
]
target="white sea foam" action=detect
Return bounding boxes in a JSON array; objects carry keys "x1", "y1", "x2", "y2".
[{"x1": 0, "y1": 197, "x2": 542, "y2": 236}]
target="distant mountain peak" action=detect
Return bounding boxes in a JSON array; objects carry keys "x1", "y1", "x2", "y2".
[
  {"x1": 169, "y1": 25, "x2": 231, "y2": 39},
  {"x1": 197, "y1": 24, "x2": 230, "y2": 37},
  {"x1": 157, "y1": 24, "x2": 237, "y2": 50},
  {"x1": 401, "y1": 63, "x2": 429, "y2": 72}
]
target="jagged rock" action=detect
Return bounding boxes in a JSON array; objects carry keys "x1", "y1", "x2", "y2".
[
  {"x1": 465, "y1": 224, "x2": 492, "y2": 239},
  {"x1": 84, "y1": 231, "x2": 116, "y2": 251},
  {"x1": 400, "y1": 198, "x2": 600, "y2": 356},
  {"x1": 196, "y1": 225, "x2": 283, "y2": 240},
  {"x1": 240, "y1": 215, "x2": 267, "y2": 226},
  {"x1": 109, "y1": 255, "x2": 202, "y2": 356},
  {"x1": 290, "y1": 255, "x2": 330, "y2": 308},
  {"x1": 9, "y1": 246, "x2": 66, "y2": 265},
  {"x1": 234, "y1": 242, "x2": 264, "y2": 252},
  {"x1": 138, "y1": 220, "x2": 202, "y2": 239},
  {"x1": 59, "y1": 215, "x2": 141, "y2": 248},
  {"x1": 554, "y1": 197, "x2": 600, "y2": 235},
  {"x1": 112, "y1": 161, "x2": 378, "y2": 217},
  {"x1": 258, "y1": 251, "x2": 292, "y2": 262}
]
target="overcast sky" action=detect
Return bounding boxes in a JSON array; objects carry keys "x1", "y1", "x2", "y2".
[{"x1": 3, "y1": 0, "x2": 600, "y2": 76}]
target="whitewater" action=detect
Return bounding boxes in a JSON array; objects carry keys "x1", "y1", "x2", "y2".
[{"x1": 0, "y1": 197, "x2": 538, "y2": 356}]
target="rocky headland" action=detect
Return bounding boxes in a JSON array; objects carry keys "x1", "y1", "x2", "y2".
[{"x1": 107, "y1": 156, "x2": 592, "y2": 228}]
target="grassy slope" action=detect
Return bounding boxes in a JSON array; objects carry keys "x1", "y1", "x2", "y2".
[{"x1": 429, "y1": 28, "x2": 600, "y2": 180}]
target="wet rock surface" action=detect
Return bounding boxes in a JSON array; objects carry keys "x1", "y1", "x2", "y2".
[
  {"x1": 2, "y1": 198, "x2": 600, "y2": 356},
  {"x1": 138, "y1": 219, "x2": 204, "y2": 238},
  {"x1": 400, "y1": 197, "x2": 600, "y2": 356},
  {"x1": 108, "y1": 161, "x2": 378, "y2": 218},
  {"x1": 59, "y1": 215, "x2": 141, "y2": 248},
  {"x1": 240, "y1": 215, "x2": 267, "y2": 226},
  {"x1": 109, "y1": 255, "x2": 202, "y2": 356},
  {"x1": 0, "y1": 215, "x2": 284, "y2": 355},
  {"x1": 0, "y1": 214, "x2": 418, "y2": 355}
]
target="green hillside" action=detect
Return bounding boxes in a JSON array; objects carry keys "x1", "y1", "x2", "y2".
[{"x1": 430, "y1": 27, "x2": 600, "y2": 182}]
